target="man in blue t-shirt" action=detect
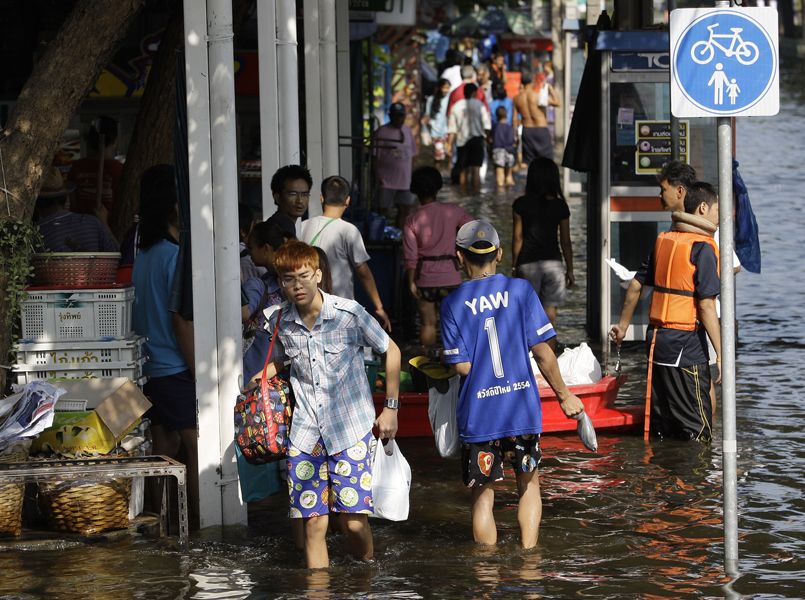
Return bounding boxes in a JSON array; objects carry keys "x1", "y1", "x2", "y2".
[{"x1": 440, "y1": 220, "x2": 584, "y2": 549}]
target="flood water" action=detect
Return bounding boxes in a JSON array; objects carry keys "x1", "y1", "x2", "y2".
[{"x1": 2, "y1": 66, "x2": 804, "y2": 600}]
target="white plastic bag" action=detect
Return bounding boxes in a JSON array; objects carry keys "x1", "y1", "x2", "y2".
[
  {"x1": 556, "y1": 343, "x2": 602, "y2": 386},
  {"x1": 371, "y1": 439, "x2": 411, "y2": 521},
  {"x1": 537, "y1": 83, "x2": 550, "y2": 107},
  {"x1": 428, "y1": 375, "x2": 460, "y2": 458}
]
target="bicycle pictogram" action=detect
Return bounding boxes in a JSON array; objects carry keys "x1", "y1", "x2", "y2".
[
  {"x1": 671, "y1": 7, "x2": 778, "y2": 117},
  {"x1": 690, "y1": 23, "x2": 760, "y2": 65}
]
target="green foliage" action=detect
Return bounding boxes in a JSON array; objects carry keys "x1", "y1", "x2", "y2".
[{"x1": 0, "y1": 219, "x2": 39, "y2": 338}]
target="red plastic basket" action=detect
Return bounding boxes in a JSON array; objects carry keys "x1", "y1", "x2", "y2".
[{"x1": 31, "y1": 253, "x2": 120, "y2": 288}]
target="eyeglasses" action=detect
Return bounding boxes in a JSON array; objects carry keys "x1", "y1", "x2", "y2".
[
  {"x1": 279, "y1": 270, "x2": 318, "y2": 287},
  {"x1": 284, "y1": 191, "x2": 311, "y2": 200}
]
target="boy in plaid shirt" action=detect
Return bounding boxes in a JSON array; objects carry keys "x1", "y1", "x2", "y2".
[{"x1": 261, "y1": 241, "x2": 401, "y2": 569}]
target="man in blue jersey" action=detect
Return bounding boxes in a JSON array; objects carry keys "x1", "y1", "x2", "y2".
[{"x1": 440, "y1": 220, "x2": 584, "y2": 548}]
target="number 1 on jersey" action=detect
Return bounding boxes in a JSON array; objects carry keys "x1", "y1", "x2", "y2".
[{"x1": 484, "y1": 316, "x2": 505, "y2": 378}]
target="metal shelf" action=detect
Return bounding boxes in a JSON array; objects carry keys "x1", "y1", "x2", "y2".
[{"x1": 0, "y1": 455, "x2": 188, "y2": 550}]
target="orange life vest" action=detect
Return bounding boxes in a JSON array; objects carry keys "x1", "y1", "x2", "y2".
[{"x1": 648, "y1": 231, "x2": 720, "y2": 331}]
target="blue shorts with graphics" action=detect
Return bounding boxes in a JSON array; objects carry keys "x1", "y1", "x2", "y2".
[{"x1": 287, "y1": 430, "x2": 376, "y2": 519}]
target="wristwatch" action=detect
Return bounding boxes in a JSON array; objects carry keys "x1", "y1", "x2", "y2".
[{"x1": 384, "y1": 397, "x2": 400, "y2": 410}]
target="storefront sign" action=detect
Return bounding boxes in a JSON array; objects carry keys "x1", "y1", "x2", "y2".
[
  {"x1": 499, "y1": 36, "x2": 553, "y2": 53},
  {"x1": 349, "y1": 0, "x2": 393, "y2": 11},
  {"x1": 612, "y1": 52, "x2": 670, "y2": 72},
  {"x1": 375, "y1": 0, "x2": 416, "y2": 24}
]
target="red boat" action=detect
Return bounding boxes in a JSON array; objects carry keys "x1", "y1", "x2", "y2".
[{"x1": 373, "y1": 375, "x2": 643, "y2": 438}]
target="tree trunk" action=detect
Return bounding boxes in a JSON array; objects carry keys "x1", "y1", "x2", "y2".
[
  {"x1": 0, "y1": 0, "x2": 142, "y2": 391},
  {"x1": 110, "y1": 7, "x2": 183, "y2": 240}
]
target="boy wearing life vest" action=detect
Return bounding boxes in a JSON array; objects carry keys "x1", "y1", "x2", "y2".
[
  {"x1": 439, "y1": 220, "x2": 584, "y2": 548},
  {"x1": 610, "y1": 182, "x2": 722, "y2": 441}
]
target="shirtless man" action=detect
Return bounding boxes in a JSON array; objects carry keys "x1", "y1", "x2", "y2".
[{"x1": 514, "y1": 72, "x2": 559, "y2": 165}]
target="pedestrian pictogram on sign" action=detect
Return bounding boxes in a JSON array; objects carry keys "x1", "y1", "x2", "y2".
[{"x1": 671, "y1": 8, "x2": 779, "y2": 118}]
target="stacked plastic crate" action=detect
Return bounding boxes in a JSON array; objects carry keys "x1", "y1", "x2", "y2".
[{"x1": 15, "y1": 285, "x2": 146, "y2": 384}]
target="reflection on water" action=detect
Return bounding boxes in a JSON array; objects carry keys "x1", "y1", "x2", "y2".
[{"x1": 1, "y1": 64, "x2": 804, "y2": 600}]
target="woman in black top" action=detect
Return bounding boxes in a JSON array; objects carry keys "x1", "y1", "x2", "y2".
[{"x1": 511, "y1": 157, "x2": 575, "y2": 337}]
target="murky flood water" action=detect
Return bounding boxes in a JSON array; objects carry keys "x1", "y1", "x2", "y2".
[{"x1": 2, "y1": 64, "x2": 804, "y2": 599}]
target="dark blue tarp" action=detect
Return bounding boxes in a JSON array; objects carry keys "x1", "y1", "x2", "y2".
[
  {"x1": 733, "y1": 159, "x2": 761, "y2": 274},
  {"x1": 562, "y1": 11, "x2": 611, "y2": 172}
]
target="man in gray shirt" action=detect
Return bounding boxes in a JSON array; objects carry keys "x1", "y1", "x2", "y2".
[{"x1": 301, "y1": 176, "x2": 391, "y2": 331}]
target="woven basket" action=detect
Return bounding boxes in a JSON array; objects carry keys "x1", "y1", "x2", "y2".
[
  {"x1": 0, "y1": 450, "x2": 28, "y2": 537},
  {"x1": 31, "y1": 252, "x2": 120, "y2": 287},
  {"x1": 39, "y1": 454, "x2": 132, "y2": 536}
]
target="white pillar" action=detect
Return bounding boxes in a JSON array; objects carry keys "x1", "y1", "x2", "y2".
[
  {"x1": 257, "y1": 0, "x2": 280, "y2": 219},
  {"x1": 184, "y1": 1, "x2": 226, "y2": 527},
  {"x1": 303, "y1": 0, "x2": 323, "y2": 216},
  {"x1": 336, "y1": 0, "x2": 353, "y2": 180},
  {"x1": 205, "y1": 0, "x2": 246, "y2": 526},
  {"x1": 277, "y1": 0, "x2": 301, "y2": 166},
  {"x1": 319, "y1": 0, "x2": 339, "y2": 177}
]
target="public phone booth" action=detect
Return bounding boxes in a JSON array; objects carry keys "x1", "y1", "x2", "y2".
[{"x1": 589, "y1": 31, "x2": 719, "y2": 344}]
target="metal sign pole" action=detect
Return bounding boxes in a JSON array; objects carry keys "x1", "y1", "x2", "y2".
[
  {"x1": 672, "y1": 0, "x2": 779, "y2": 579},
  {"x1": 717, "y1": 114, "x2": 739, "y2": 577},
  {"x1": 669, "y1": 0, "x2": 680, "y2": 160},
  {"x1": 714, "y1": 2, "x2": 738, "y2": 579}
]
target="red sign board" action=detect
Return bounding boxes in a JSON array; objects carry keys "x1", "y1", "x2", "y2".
[{"x1": 499, "y1": 36, "x2": 553, "y2": 53}]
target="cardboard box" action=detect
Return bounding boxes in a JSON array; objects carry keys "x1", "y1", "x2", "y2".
[{"x1": 33, "y1": 378, "x2": 151, "y2": 455}]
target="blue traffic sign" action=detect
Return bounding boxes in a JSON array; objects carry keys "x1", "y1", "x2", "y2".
[{"x1": 671, "y1": 8, "x2": 779, "y2": 118}]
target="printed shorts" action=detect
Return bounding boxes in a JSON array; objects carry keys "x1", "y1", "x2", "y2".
[
  {"x1": 287, "y1": 430, "x2": 376, "y2": 519},
  {"x1": 517, "y1": 260, "x2": 568, "y2": 307},
  {"x1": 461, "y1": 434, "x2": 541, "y2": 488},
  {"x1": 418, "y1": 285, "x2": 457, "y2": 303},
  {"x1": 492, "y1": 148, "x2": 516, "y2": 168}
]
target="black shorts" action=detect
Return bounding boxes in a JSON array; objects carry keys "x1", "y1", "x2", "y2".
[
  {"x1": 143, "y1": 369, "x2": 197, "y2": 431},
  {"x1": 418, "y1": 285, "x2": 457, "y2": 303},
  {"x1": 460, "y1": 136, "x2": 486, "y2": 167},
  {"x1": 461, "y1": 434, "x2": 541, "y2": 488},
  {"x1": 650, "y1": 362, "x2": 712, "y2": 442}
]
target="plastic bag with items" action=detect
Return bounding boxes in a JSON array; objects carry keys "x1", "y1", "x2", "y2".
[{"x1": 556, "y1": 342, "x2": 602, "y2": 386}]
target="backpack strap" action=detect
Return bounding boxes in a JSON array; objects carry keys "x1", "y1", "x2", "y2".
[
  {"x1": 260, "y1": 308, "x2": 283, "y2": 400},
  {"x1": 309, "y1": 218, "x2": 337, "y2": 247}
]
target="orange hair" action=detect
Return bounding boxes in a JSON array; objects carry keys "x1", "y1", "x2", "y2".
[{"x1": 273, "y1": 240, "x2": 320, "y2": 275}]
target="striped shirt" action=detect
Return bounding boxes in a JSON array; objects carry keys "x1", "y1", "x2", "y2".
[
  {"x1": 267, "y1": 291, "x2": 389, "y2": 454},
  {"x1": 37, "y1": 209, "x2": 118, "y2": 253}
]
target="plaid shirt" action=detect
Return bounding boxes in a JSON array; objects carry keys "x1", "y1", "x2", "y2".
[{"x1": 267, "y1": 291, "x2": 389, "y2": 454}]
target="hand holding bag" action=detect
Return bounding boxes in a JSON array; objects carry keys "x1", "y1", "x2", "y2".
[
  {"x1": 371, "y1": 439, "x2": 411, "y2": 521},
  {"x1": 234, "y1": 310, "x2": 293, "y2": 464}
]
